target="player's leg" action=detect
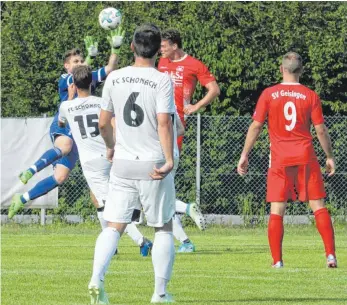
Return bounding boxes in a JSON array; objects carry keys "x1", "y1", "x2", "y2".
[
  {"x1": 88, "y1": 174, "x2": 139, "y2": 304},
  {"x1": 19, "y1": 123, "x2": 73, "y2": 184},
  {"x1": 301, "y1": 162, "x2": 337, "y2": 267},
  {"x1": 139, "y1": 175, "x2": 176, "y2": 303},
  {"x1": 151, "y1": 220, "x2": 175, "y2": 303},
  {"x1": 172, "y1": 156, "x2": 206, "y2": 230},
  {"x1": 173, "y1": 216, "x2": 195, "y2": 253},
  {"x1": 90, "y1": 191, "x2": 107, "y2": 230},
  {"x1": 310, "y1": 199, "x2": 337, "y2": 267},
  {"x1": 175, "y1": 200, "x2": 206, "y2": 230},
  {"x1": 268, "y1": 202, "x2": 286, "y2": 268},
  {"x1": 266, "y1": 166, "x2": 295, "y2": 268},
  {"x1": 124, "y1": 218, "x2": 153, "y2": 257},
  {"x1": 9, "y1": 144, "x2": 78, "y2": 219},
  {"x1": 89, "y1": 222, "x2": 127, "y2": 305},
  {"x1": 9, "y1": 164, "x2": 71, "y2": 219}
]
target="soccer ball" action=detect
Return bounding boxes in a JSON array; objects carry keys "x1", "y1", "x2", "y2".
[{"x1": 99, "y1": 8, "x2": 122, "y2": 30}]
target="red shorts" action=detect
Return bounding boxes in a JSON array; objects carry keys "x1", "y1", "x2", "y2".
[
  {"x1": 266, "y1": 161, "x2": 326, "y2": 202},
  {"x1": 177, "y1": 117, "x2": 186, "y2": 152},
  {"x1": 177, "y1": 135, "x2": 184, "y2": 152}
]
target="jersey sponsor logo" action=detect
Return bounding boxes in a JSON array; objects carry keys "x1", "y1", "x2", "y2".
[
  {"x1": 159, "y1": 66, "x2": 168, "y2": 69},
  {"x1": 169, "y1": 69, "x2": 184, "y2": 87}
]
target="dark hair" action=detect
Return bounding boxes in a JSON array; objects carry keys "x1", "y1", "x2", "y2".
[
  {"x1": 64, "y1": 48, "x2": 82, "y2": 64},
  {"x1": 161, "y1": 29, "x2": 182, "y2": 49},
  {"x1": 72, "y1": 65, "x2": 92, "y2": 90},
  {"x1": 133, "y1": 23, "x2": 161, "y2": 58}
]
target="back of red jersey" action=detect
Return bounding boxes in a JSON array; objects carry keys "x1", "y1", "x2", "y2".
[{"x1": 253, "y1": 83, "x2": 325, "y2": 167}]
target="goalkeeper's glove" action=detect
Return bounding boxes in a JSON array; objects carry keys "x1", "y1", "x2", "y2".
[
  {"x1": 107, "y1": 23, "x2": 126, "y2": 55},
  {"x1": 84, "y1": 36, "x2": 98, "y2": 66}
]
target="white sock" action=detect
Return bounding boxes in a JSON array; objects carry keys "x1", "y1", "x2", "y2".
[
  {"x1": 90, "y1": 227, "x2": 120, "y2": 285},
  {"x1": 97, "y1": 211, "x2": 108, "y2": 230},
  {"x1": 124, "y1": 222, "x2": 144, "y2": 246},
  {"x1": 30, "y1": 165, "x2": 37, "y2": 173},
  {"x1": 22, "y1": 192, "x2": 30, "y2": 202},
  {"x1": 172, "y1": 215, "x2": 189, "y2": 242},
  {"x1": 155, "y1": 277, "x2": 168, "y2": 296},
  {"x1": 175, "y1": 199, "x2": 188, "y2": 214},
  {"x1": 152, "y1": 231, "x2": 175, "y2": 296}
]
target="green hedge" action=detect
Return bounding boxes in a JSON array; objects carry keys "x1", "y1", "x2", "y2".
[{"x1": 2, "y1": 2, "x2": 347, "y2": 117}]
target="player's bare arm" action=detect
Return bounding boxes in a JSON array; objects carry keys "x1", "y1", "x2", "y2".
[
  {"x1": 237, "y1": 120, "x2": 264, "y2": 176},
  {"x1": 176, "y1": 113, "x2": 185, "y2": 137},
  {"x1": 314, "y1": 124, "x2": 336, "y2": 176},
  {"x1": 99, "y1": 109, "x2": 115, "y2": 162},
  {"x1": 150, "y1": 113, "x2": 174, "y2": 180},
  {"x1": 184, "y1": 80, "x2": 220, "y2": 115}
]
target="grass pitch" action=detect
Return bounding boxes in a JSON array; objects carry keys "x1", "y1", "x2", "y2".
[{"x1": 2, "y1": 224, "x2": 347, "y2": 305}]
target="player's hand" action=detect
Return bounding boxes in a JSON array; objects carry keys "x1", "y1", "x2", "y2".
[
  {"x1": 106, "y1": 148, "x2": 114, "y2": 162},
  {"x1": 107, "y1": 23, "x2": 125, "y2": 54},
  {"x1": 326, "y1": 157, "x2": 336, "y2": 177},
  {"x1": 184, "y1": 103, "x2": 200, "y2": 115},
  {"x1": 237, "y1": 154, "x2": 249, "y2": 176},
  {"x1": 149, "y1": 162, "x2": 173, "y2": 180},
  {"x1": 67, "y1": 83, "x2": 77, "y2": 100},
  {"x1": 84, "y1": 36, "x2": 98, "y2": 58}
]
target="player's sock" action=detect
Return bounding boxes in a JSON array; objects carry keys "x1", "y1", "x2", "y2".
[
  {"x1": 152, "y1": 231, "x2": 175, "y2": 296},
  {"x1": 97, "y1": 207, "x2": 108, "y2": 230},
  {"x1": 125, "y1": 222, "x2": 144, "y2": 246},
  {"x1": 175, "y1": 199, "x2": 188, "y2": 214},
  {"x1": 91, "y1": 227, "x2": 120, "y2": 284},
  {"x1": 314, "y1": 207, "x2": 336, "y2": 257},
  {"x1": 172, "y1": 215, "x2": 189, "y2": 242},
  {"x1": 31, "y1": 147, "x2": 63, "y2": 173},
  {"x1": 268, "y1": 214, "x2": 284, "y2": 264},
  {"x1": 21, "y1": 175, "x2": 59, "y2": 203}
]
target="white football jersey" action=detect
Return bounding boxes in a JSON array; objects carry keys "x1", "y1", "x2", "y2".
[
  {"x1": 59, "y1": 96, "x2": 106, "y2": 165},
  {"x1": 102, "y1": 66, "x2": 176, "y2": 179}
]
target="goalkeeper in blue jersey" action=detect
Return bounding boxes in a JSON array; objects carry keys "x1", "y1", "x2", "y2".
[{"x1": 8, "y1": 27, "x2": 125, "y2": 220}]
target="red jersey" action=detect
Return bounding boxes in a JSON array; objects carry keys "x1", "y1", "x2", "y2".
[
  {"x1": 253, "y1": 83, "x2": 325, "y2": 167},
  {"x1": 158, "y1": 55, "x2": 215, "y2": 120}
]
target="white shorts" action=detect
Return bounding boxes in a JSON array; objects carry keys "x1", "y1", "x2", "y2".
[
  {"x1": 104, "y1": 171, "x2": 176, "y2": 227},
  {"x1": 82, "y1": 158, "x2": 112, "y2": 207}
]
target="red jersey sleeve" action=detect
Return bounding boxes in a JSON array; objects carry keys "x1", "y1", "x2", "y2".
[
  {"x1": 311, "y1": 93, "x2": 325, "y2": 125},
  {"x1": 196, "y1": 60, "x2": 216, "y2": 86},
  {"x1": 252, "y1": 89, "x2": 269, "y2": 123}
]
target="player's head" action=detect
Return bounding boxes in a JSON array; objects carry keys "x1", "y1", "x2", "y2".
[
  {"x1": 161, "y1": 29, "x2": 182, "y2": 59},
  {"x1": 72, "y1": 65, "x2": 92, "y2": 91},
  {"x1": 64, "y1": 48, "x2": 85, "y2": 74},
  {"x1": 131, "y1": 24, "x2": 161, "y2": 59},
  {"x1": 281, "y1": 52, "x2": 303, "y2": 76}
]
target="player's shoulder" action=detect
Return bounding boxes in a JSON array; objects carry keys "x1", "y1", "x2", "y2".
[
  {"x1": 158, "y1": 57, "x2": 169, "y2": 67},
  {"x1": 58, "y1": 73, "x2": 72, "y2": 86},
  {"x1": 259, "y1": 83, "x2": 280, "y2": 97},
  {"x1": 297, "y1": 83, "x2": 318, "y2": 96},
  {"x1": 185, "y1": 54, "x2": 206, "y2": 66},
  {"x1": 87, "y1": 95, "x2": 105, "y2": 103}
]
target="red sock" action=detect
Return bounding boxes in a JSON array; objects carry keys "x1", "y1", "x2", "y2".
[
  {"x1": 268, "y1": 214, "x2": 284, "y2": 264},
  {"x1": 314, "y1": 207, "x2": 335, "y2": 257}
]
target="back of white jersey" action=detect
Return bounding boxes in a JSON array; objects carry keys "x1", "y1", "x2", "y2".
[
  {"x1": 59, "y1": 96, "x2": 106, "y2": 165},
  {"x1": 102, "y1": 66, "x2": 175, "y2": 164}
]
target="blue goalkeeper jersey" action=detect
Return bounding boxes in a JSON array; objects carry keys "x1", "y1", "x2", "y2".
[{"x1": 53, "y1": 67, "x2": 107, "y2": 122}]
